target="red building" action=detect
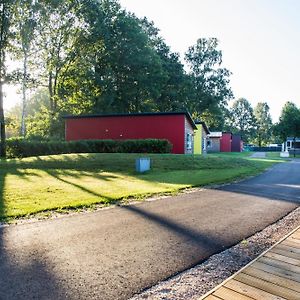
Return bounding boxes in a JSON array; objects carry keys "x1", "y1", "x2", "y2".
[
  {"x1": 219, "y1": 132, "x2": 243, "y2": 152},
  {"x1": 64, "y1": 112, "x2": 197, "y2": 154},
  {"x1": 231, "y1": 134, "x2": 243, "y2": 152},
  {"x1": 220, "y1": 132, "x2": 232, "y2": 152}
]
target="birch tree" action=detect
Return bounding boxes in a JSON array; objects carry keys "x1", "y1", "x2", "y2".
[
  {"x1": 14, "y1": 0, "x2": 37, "y2": 136},
  {"x1": 0, "y1": 1, "x2": 15, "y2": 157}
]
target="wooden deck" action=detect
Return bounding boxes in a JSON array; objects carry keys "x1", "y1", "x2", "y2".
[{"x1": 200, "y1": 226, "x2": 300, "y2": 300}]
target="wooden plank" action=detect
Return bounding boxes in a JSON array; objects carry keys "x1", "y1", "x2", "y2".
[
  {"x1": 291, "y1": 235, "x2": 300, "y2": 243},
  {"x1": 282, "y1": 239, "x2": 300, "y2": 249},
  {"x1": 252, "y1": 261, "x2": 300, "y2": 283},
  {"x1": 275, "y1": 243, "x2": 300, "y2": 255},
  {"x1": 243, "y1": 266, "x2": 300, "y2": 292},
  {"x1": 203, "y1": 295, "x2": 223, "y2": 300},
  {"x1": 225, "y1": 279, "x2": 286, "y2": 300},
  {"x1": 290, "y1": 233, "x2": 300, "y2": 240},
  {"x1": 287, "y1": 237, "x2": 300, "y2": 245},
  {"x1": 265, "y1": 251, "x2": 300, "y2": 266},
  {"x1": 290, "y1": 231, "x2": 300, "y2": 238},
  {"x1": 259, "y1": 256, "x2": 300, "y2": 274},
  {"x1": 271, "y1": 247, "x2": 300, "y2": 260},
  {"x1": 213, "y1": 286, "x2": 254, "y2": 300},
  {"x1": 199, "y1": 226, "x2": 300, "y2": 300},
  {"x1": 235, "y1": 272, "x2": 300, "y2": 300}
]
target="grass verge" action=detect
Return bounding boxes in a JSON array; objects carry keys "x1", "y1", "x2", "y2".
[
  {"x1": 266, "y1": 151, "x2": 300, "y2": 159},
  {"x1": 0, "y1": 153, "x2": 282, "y2": 221}
]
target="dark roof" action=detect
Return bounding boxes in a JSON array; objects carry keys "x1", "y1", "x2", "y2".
[
  {"x1": 63, "y1": 111, "x2": 198, "y2": 129},
  {"x1": 194, "y1": 121, "x2": 210, "y2": 134}
]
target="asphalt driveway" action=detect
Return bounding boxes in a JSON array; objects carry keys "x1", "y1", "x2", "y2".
[{"x1": 0, "y1": 160, "x2": 299, "y2": 300}]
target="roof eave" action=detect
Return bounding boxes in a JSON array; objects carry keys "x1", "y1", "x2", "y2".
[{"x1": 63, "y1": 111, "x2": 198, "y2": 130}]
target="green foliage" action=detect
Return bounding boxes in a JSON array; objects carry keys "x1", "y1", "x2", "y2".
[
  {"x1": 25, "y1": 109, "x2": 63, "y2": 140},
  {"x1": 7, "y1": 1, "x2": 236, "y2": 138},
  {"x1": 5, "y1": 115, "x2": 20, "y2": 138},
  {"x1": 5, "y1": 88, "x2": 52, "y2": 139},
  {"x1": 185, "y1": 38, "x2": 233, "y2": 129},
  {"x1": 74, "y1": 3, "x2": 166, "y2": 113},
  {"x1": 273, "y1": 101, "x2": 300, "y2": 140},
  {"x1": 0, "y1": 0, "x2": 17, "y2": 157},
  {"x1": 5, "y1": 138, "x2": 172, "y2": 158},
  {"x1": 31, "y1": 0, "x2": 85, "y2": 137},
  {"x1": 228, "y1": 98, "x2": 256, "y2": 142},
  {"x1": 253, "y1": 102, "x2": 273, "y2": 146},
  {"x1": 11, "y1": 0, "x2": 39, "y2": 136},
  {"x1": 140, "y1": 18, "x2": 191, "y2": 112}
]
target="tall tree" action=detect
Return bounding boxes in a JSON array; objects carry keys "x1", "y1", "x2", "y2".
[
  {"x1": 254, "y1": 102, "x2": 272, "y2": 146},
  {"x1": 184, "y1": 38, "x2": 233, "y2": 129},
  {"x1": 33, "y1": 0, "x2": 83, "y2": 136},
  {"x1": 273, "y1": 101, "x2": 300, "y2": 141},
  {"x1": 13, "y1": 0, "x2": 37, "y2": 136},
  {"x1": 140, "y1": 18, "x2": 190, "y2": 112},
  {"x1": 62, "y1": 1, "x2": 167, "y2": 115},
  {"x1": 88, "y1": 6, "x2": 165, "y2": 113},
  {"x1": 229, "y1": 98, "x2": 256, "y2": 142},
  {"x1": 0, "y1": 0, "x2": 15, "y2": 157}
]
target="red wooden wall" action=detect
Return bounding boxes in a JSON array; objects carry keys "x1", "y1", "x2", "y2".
[
  {"x1": 231, "y1": 134, "x2": 242, "y2": 152},
  {"x1": 220, "y1": 132, "x2": 232, "y2": 152},
  {"x1": 65, "y1": 114, "x2": 186, "y2": 154}
]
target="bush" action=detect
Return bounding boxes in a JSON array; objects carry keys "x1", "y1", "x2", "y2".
[
  {"x1": 250, "y1": 146, "x2": 281, "y2": 152},
  {"x1": 5, "y1": 138, "x2": 172, "y2": 158}
]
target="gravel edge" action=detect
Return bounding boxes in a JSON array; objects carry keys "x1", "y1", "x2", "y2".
[{"x1": 129, "y1": 206, "x2": 300, "y2": 300}]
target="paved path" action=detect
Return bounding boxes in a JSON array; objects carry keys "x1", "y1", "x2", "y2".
[
  {"x1": 0, "y1": 161, "x2": 299, "y2": 300},
  {"x1": 201, "y1": 226, "x2": 300, "y2": 300}
]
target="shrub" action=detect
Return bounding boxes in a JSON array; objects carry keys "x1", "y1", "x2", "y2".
[{"x1": 5, "y1": 138, "x2": 172, "y2": 158}]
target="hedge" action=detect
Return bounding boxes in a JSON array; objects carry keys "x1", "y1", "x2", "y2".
[
  {"x1": 5, "y1": 138, "x2": 172, "y2": 158},
  {"x1": 250, "y1": 146, "x2": 281, "y2": 152}
]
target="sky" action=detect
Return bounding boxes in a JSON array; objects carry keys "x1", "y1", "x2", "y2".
[
  {"x1": 118, "y1": 0, "x2": 300, "y2": 122},
  {"x1": 4, "y1": 0, "x2": 300, "y2": 122}
]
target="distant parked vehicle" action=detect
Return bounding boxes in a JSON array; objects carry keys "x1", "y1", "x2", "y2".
[{"x1": 243, "y1": 144, "x2": 256, "y2": 151}]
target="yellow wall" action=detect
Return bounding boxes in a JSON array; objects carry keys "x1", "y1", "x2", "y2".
[{"x1": 193, "y1": 124, "x2": 202, "y2": 154}]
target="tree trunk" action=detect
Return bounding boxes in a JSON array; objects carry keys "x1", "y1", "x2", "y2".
[
  {"x1": 258, "y1": 134, "x2": 262, "y2": 147},
  {"x1": 48, "y1": 71, "x2": 57, "y2": 137},
  {"x1": 0, "y1": 79, "x2": 6, "y2": 158},
  {"x1": 21, "y1": 52, "x2": 28, "y2": 137}
]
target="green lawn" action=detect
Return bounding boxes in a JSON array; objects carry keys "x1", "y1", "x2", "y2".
[
  {"x1": 266, "y1": 152, "x2": 300, "y2": 159},
  {"x1": 0, "y1": 153, "x2": 281, "y2": 221},
  {"x1": 207, "y1": 152, "x2": 252, "y2": 158}
]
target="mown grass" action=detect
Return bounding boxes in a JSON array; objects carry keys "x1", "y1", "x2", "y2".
[
  {"x1": 266, "y1": 151, "x2": 300, "y2": 159},
  {"x1": 0, "y1": 153, "x2": 281, "y2": 221}
]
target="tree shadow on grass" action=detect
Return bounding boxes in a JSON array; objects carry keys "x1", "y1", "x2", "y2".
[
  {"x1": 0, "y1": 161, "x2": 70, "y2": 299},
  {"x1": 46, "y1": 169, "x2": 117, "y2": 202},
  {"x1": 0, "y1": 168, "x2": 43, "y2": 221},
  {"x1": 47, "y1": 169, "x2": 120, "y2": 181}
]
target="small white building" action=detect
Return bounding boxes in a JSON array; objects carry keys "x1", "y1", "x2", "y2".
[
  {"x1": 285, "y1": 137, "x2": 300, "y2": 151},
  {"x1": 282, "y1": 137, "x2": 300, "y2": 155}
]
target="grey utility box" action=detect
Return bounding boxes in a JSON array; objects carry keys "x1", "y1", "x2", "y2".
[{"x1": 136, "y1": 157, "x2": 151, "y2": 173}]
